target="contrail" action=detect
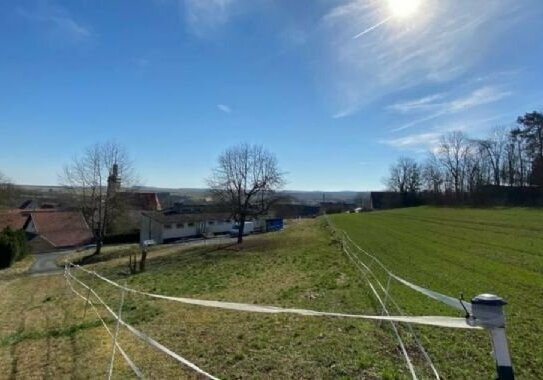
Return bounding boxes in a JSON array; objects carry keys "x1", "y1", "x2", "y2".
[{"x1": 353, "y1": 16, "x2": 392, "y2": 39}]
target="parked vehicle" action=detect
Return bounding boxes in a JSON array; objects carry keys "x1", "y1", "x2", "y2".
[
  {"x1": 265, "y1": 218, "x2": 284, "y2": 232},
  {"x1": 229, "y1": 221, "x2": 254, "y2": 237},
  {"x1": 142, "y1": 239, "x2": 157, "y2": 247}
]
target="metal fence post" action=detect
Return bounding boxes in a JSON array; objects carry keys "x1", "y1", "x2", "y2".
[
  {"x1": 471, "y1": 294, "x2": 514, "y2": 380},
  {"x1": 108, "y1": 282, "x2": 127, "y2": 380}
]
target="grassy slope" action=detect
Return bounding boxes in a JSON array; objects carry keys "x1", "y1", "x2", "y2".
[
  {"x1": 331, "y1": 207, "x2": 543, "y2": 379},
  {"x1": 1, "y1": 220, "x2": 414, "y2": 379}
]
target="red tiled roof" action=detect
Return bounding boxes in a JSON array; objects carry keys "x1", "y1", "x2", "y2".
[
  {"x1": 30, "y1": 211, "x2": 93, "y2": 248},
  {"x1": 116, "y1": 192, "x2": 162, "y2": 211},
  {"x1": 0, "y1": 212, "x2": 28, "y2": 231}
]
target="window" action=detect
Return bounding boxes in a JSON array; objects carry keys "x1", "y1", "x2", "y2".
[
  {"x1": 164, "y1": 224, "x2": 172, "y2": 229},
  {"x1": 188, "y1": 222, "x2": 195, "y2": 227},
  {"x1": 176, "y1": 223, "x2": 184, "y2": 228}
]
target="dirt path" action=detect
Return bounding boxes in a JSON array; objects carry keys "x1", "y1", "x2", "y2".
[{"x1": 27, "y1": 251, "x2": 73, "y2": 276}]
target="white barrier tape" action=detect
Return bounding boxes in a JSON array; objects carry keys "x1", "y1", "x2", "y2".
[
  {"x1": 342, "y1": 243, "x2": 441, "y2": 379},
  {"x1": 339, "y1": 228, "x2": 472, "y2": 313},
  {"x1": 342, "y1": 244, "x2": 440, "y2": 379},
  {"x1": 69, "y1": 264, "x2": 479, "y2": 330},
  {"x1": 341, "y1": 245, "x2": 418, "y2": 379},
  {"x1": 65, "y1": 273, "x2": 144, "y2": 379},
  {"x1": 388, "y1": 273, "x2": 471, "y2": 314},
  {"x1": 66, "y1": 271, "x2": 220, "y2": 380}
]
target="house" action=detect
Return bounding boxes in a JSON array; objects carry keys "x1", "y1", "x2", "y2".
[
  {"x1": 141, "y1": 211, "x2": 233, "y2": 244},
  {"x1": 0, "y1": 209, "x2": 94, "y2": 253},
  {"x1": 25, "y1": 211, "x2": 94, "y2": 252},
  {"x1": 0, "y1": 210, "x2": 28, "y2": 231},
  {"x1": 114, "y1": 192, "x2": 162, "y2": 211}
]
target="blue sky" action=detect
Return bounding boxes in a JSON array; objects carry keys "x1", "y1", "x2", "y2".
[{"x1": 1, "y1": 0, "x2": 542, "y2": 191}]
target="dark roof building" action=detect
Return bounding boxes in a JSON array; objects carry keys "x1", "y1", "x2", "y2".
[
  {"x1": 142, "y1": 211, "x2": 231, "y2": 225},
  {"x1": 0, "y1": 211, "x2": 28, "y2": 231},
  {"x1": 115, "y1": 192, "x2": 162, "y2": 211},
  {"x1": 1, "y1": 209, "x2": 94, "y2": 252},
  {"x1": 26, "y1": 211, "x2": 93, "y2": 249}
]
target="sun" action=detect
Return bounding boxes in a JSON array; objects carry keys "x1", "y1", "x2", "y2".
[{"x1": 387, "y1": 0, "x2": 422, "y2": 19}]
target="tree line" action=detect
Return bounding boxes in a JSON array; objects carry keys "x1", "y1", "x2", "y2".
[{"x1": 385, "y1": 111, "x2": 543, "y2": 198}]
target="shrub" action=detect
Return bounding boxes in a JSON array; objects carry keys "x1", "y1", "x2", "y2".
[{"x1": 0, "y1": 227, "x2": 30, "y2": 269}]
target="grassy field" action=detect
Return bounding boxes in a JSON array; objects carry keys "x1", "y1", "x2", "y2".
[
  {"x1": 330, "y1": 206, "x2": 543, "y2": 379},
  {"x1": 1, "y1": 220, "x2": 413, "y2": 379},
  {"x1": 1, "y1": 208, "x2": 542, "y2": 379}
]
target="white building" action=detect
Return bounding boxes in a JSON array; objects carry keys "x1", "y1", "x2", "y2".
[{"x1": 140, "y1": 211, "x2": 234, "y2": 244}]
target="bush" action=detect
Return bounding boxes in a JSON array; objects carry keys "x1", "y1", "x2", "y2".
[{"x1": 0, "y1": 227, "x2": 30, "y2": 269}]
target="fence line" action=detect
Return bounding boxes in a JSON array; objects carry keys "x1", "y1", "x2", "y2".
[
  {"x1": 64, "y1": 269, "x2": 144, "y2": 379},
  {"x1": 326, "y1": 216, "x2": 472, "y2": 314},
  {"x1": 341, "y1": 240, "x2": 441, "y2": 379},
  {"x1": 65, "y1": 262, "x2": 481, "y2": 379},
  {"x1": 340, "y1": 241, "x2": 419, "y2": 378},
  {"x1": 65, "y1": 267, "x2": 220, "y2": 380},
  {"x1": 329, "y1": 215, "x2": 480, "y2": 377},
  {"x1": 64, "y1": 217, "x2": 502, "y2": 380},
  {"x1": 68, "y1": 263, "x2": 477, "y2": 329},
  {"x1": 325, "y1": 215, "x2": 515, "y2": 380}
]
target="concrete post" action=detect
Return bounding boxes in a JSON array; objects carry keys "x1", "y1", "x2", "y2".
[{"x1": 471, "y1": 294, "x2": 514, "y2": 380}]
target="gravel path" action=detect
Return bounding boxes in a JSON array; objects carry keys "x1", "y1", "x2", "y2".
[{"x1": 27, "y1": 250, "x2": 72, "y2": 275}]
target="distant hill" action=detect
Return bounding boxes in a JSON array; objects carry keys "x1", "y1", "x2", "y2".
[
  {"x1": 132, "y1": 186, "x2": 368, "y2": 204},
  {"x1": 16, "y1": 184, "x2": 369, "y2": 205}
]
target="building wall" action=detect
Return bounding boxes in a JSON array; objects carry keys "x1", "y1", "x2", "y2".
[
  {"x1": 140, "y1": 215, "x2": 163, "y2": 243},
  {"x1": 27, "y1": 234, "x2": 56, "y2": 254},
  {"x1": 162, "y1": 220, "x2": 233, "y2": 240},
  {"x1": 141, "y1": 217, "x2": 236, "y2": 244},
  {"x1": 162, "y1": 222, "x2": 198, "y2": 240},
  {"x1": 25, "y1": 219, "x2": 37, "y2": 233},
  {"x1": 205, "y1": 220, "x2": 233, "y2": 234}
]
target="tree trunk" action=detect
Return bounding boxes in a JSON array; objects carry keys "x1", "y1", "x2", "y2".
[
  {"x1": 95, "y1": 239, "x2": 102, "y2": 255},
  {"x1": 139, "y1": 248, "x2": 147, "y2": 272},
  {"x1": 237, "y1": 215, "x2": 245, "y2": 244}
]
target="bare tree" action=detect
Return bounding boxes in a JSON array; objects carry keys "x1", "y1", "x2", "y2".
[
  {"x1": 61, "y1": 142, "x2": 136, "y2": 255},
  {"x1": 437, "y1": 131, "x2": 471, "y2": 195},
  {"x1": 508, "y1": 130, "x2": 530, "y2": 186},
  {"x1": 0, "y1": 172, "x2": 18, "y2": 208},
  {"x1": 477, "y1": 127, "x2": 508, "y2": 186},
  {"x1": 515, "y1": 111, "x2": 543, "y2": 186},
  {"x1": 207, "y1": 144, "x2": 285, "y2": 243},
  {"x1": 465, "y1": 145, "x2": 486, "y2": 193},
  {"x1": 386, "y1": 157, "x2": 421, "y2": 193},
  {"x1": 422, "y1": 153, "x2": 444, "y2": 193}
]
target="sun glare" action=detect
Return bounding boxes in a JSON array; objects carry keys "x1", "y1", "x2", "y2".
[{"x1": 387, "y1": 0, "x2": 421, "y2": 19}]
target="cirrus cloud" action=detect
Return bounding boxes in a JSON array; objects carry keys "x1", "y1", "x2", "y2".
[{"x1": 320, "y1": 0, "x2": 525, "y2": 118}]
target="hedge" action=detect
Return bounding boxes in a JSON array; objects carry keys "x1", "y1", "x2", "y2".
[{"x1": 0, "y1": 227, "x2": 30, "y2": 269}]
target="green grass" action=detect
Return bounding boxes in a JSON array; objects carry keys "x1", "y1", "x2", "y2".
[
  {"x1": 4, "y1": 208, "x2": 542, "y2": 379},
  {"x1": 2, "y1": 220, "x2": 414, "y2": 379},
  {"x1": 76, "y1": 220, "x2": 412, "y2": 379},
  {"x1": 330, "y1": 206, "x2": 543, "y2": 379}
]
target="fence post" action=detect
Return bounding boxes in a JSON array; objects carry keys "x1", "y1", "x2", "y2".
[
  {"x1": 378, "y1": 274, "x2": 392, "y2": 327},
  {"x1": 108, "y1": 281, "x2": 127, "y2": 380},
  {"x1": 471, "y1": 294, "x2": 514, "y2": 380},
  {"x1": 82, "y1": 287, "x2": 92, "y2": 320}
]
